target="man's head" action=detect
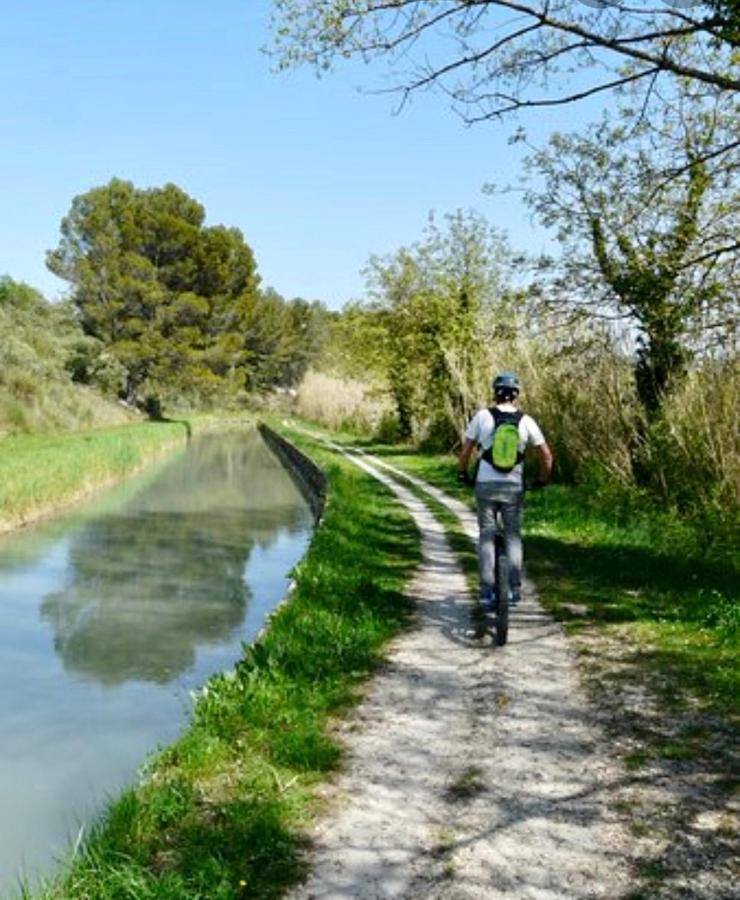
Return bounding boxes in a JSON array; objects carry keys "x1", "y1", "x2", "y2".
[{"x1": 492, "y1": 371, "x2": 520, "y2": 404}]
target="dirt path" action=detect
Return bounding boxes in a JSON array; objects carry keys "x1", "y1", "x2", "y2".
[{"x1": 290, "y1": 450, "x2": 631, "y2": 899}]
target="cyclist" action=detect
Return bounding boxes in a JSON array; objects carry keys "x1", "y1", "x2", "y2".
[{"x1": 457, "y1": 372, "x2": 552, "y2": 610}]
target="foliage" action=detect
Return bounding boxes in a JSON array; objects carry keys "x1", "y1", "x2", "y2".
[
  {"x1": 318, "y1": 305, "x2": 738, "y2": 559},
  {"x1": 0, "y1": 276, "x2": 134, "y2": 436},
  {"x1": 47, "y1": 179, "x2": 262, "y2": 411},
  {"x1": 271, "y1": 1, "x2": 739, "y2": 121},
  {"x1": 32, "y1": 430, "x2": 420, "y2": 900},
  {"x1": 0, "y1": 277, "x2": 85, "y2": 384},
  {"x1": 243, "y1": 290, "x2": 332, "y2": 393},
  {"x1": 635, "y1": 355, "x2": 740, "y2": 558},
  {"x1": 336, "y1": 210, "x2": 516, "y2": 443},
  {"x1": 523, "y1": 80, "x2": 738, "y2": 414}
]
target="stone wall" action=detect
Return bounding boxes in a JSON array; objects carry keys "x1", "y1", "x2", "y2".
[{"x1": 258, "y1": 423, "x2": 326, "y2": 521}]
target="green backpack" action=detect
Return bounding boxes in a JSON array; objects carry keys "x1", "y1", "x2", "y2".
[{"x1": 480, "y1": 408, "x2": 524, "y2": 473}]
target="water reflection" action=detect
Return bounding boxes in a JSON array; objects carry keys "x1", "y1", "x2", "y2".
[
  {"x1": 38, "y1": 431, "x2": 310, "y2": 686},
  {"x1": 0, "y1": 427, "x2": 313, "y2": 892},
  {"x1": 40, "y1": 511, "x2": 251, "y2": 685}
]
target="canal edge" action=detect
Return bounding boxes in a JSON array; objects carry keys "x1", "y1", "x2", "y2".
[{"x1": 254, "y1": 422, "x2": 328, "y2": 645}]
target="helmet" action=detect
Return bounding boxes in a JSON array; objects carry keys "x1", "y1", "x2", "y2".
[{"x1": 492, "y1": 372, "x2": 521, "y2": 395}]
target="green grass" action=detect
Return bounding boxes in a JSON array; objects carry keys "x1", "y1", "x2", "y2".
[
  {"x1": 522, "y1": 485, "x2": 739, "y2": 714},
  {"x1": 29, "y1": 429, "x2": 420, "y2": 900},
  {"x1": 0, "y1": 422, "x2": 194, "y2": 529}
]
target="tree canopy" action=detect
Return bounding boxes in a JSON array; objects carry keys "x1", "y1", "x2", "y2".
[
  {"x1": 47, "y1": 179, "x2": 262, "y2": 409},
  {"x1": 330, "y1": 210, "x2": 516, "y2": 440},
  {"x1": 522, "y1": 78, "x2": 738, "y2": 412},
  {"x1": 272, "y1": 1, "x2": 738, "y2": 120}
]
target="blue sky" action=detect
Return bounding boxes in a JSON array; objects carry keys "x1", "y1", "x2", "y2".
[{"x1": 1, "y1": 0, "x2": 598, "y2": 309}]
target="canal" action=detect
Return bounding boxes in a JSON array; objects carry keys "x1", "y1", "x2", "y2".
[{"x1": 0, "y1": 428, "x2": 313, "y2": 894}]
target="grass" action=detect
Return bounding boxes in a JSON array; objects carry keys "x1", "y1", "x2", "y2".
[
  {"x1": 522, "y1": 485, "x2": 739, "y2": 716},
  {"x1": 289, "y1": 370, "x2": 392, "y2": 435},
  {"x1": 444, "y1": 766, "x2": 486, "y2": 803},
  {"x1": 0, "y1": 416, "x2": 246, "y2": 532},
  {"x1": 28, "y1": 427, "x2": 420, "y2": 900},
  {"x1": 0, "y1": 422, "x2": 189, "y2": 530}
]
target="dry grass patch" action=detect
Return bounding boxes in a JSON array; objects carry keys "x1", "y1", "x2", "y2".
[{"x1": 293, "y1": 370, "x2": 393, "y2": 434}]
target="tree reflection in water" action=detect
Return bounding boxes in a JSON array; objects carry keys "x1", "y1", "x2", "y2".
[{"x1": 40, "y1": 429, "x2": 311, "y2": 686}]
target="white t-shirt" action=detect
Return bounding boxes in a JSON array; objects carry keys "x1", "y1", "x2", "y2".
[{"x1": 464, "y1": 403, "x2": 545, "y2": 488}]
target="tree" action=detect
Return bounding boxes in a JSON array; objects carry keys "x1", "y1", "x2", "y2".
[
  {"x1": 360, "y1": 210, "x2": 514, "y2": 440},
  {"x1": 522, "y1": 85, "x2": 738, "y2": 414},
  {"x1": 283, "y1": 296, "x2": 333, "y2": 385},
  {"x1": 0, "y1": 276, "x2": 86, "y2": 387},
  {"x1": 47, "y1": 179, "x2": 261, "y2": 409},
  {"x1": 272, "y1": 1, "x2": 738, "y2": 120},
  {"x1": 242, "y1": 288, "x2": 330, "y2": 392}
]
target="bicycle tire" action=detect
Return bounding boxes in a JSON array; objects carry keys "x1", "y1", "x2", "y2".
[{"x1": 494, "y1": 536, "x2": 509, "y2": 646}]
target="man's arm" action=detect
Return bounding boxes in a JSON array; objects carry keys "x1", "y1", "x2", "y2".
[
  {"x1": 536, "y1": 442, "x2": 553, "y2": 484},
  {"x1": 458, "y1": 438, "x2": 477, "y2": 481}
]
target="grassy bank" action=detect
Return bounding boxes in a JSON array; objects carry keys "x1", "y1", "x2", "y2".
[
  {"x1": 29, "y1": 428, "x2": 419, "y2": 900},
  {"x1": 0, "y1": 417, "x2": 233, "y2": 533}
]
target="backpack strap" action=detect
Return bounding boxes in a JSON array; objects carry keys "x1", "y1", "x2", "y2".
[
  {"x1": 479, "y1": 408, "x2": 524, "y2": 469},
  {"x1": 490, "y1": 407, "x2": 524, "y2": 427}
]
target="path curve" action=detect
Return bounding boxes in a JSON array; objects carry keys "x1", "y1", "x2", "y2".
[{"x1": 291, "y1": 449, "x2": 630, "y2": 899}]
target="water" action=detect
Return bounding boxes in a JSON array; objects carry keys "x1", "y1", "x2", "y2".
[{"x1": 0, "y1": 428, "x2": 313, "y2": 894}]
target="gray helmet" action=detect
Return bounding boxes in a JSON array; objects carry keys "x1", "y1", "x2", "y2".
[{"x1": 492, "y1": 371, "x2": 521, "y2": 394}]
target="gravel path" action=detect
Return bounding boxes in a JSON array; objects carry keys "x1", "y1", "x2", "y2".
[{"x1": 290, "y1": 449, "x2": 631, "y2": 899}]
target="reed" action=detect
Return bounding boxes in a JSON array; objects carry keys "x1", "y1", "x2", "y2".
[
  {"x1": 425, "y1": 325, "x2": 738, "y2": 559},
  {"x1": 292, "y1": 370, "x2": 393, "y2": 435}
]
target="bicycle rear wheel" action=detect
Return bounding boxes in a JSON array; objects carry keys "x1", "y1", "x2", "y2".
[{"x1": 494, "y1": 536, "x2": 509, "y2": 646}]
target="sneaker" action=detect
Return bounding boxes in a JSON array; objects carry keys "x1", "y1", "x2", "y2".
[{"x1": 510, "y1": 590, "x2": 521, "y2": 608}]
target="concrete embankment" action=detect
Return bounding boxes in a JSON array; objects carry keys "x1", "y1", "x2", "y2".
[{"x1": 258, "y1": 422, "x2": 327, "y2": 521}]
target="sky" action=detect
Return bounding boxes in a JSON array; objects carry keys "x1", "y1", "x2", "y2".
[{"x1": 1, "y1": 0, "x2": 600, "y2": 309}]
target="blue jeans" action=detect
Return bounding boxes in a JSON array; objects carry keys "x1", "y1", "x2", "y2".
[{"x1": 474, "y1": 484, "x2": 523, "y2": 595}]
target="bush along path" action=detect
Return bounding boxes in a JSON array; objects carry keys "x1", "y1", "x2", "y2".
[{"x1": 290, "y1": 441, "x2": 631, "y2": 899}]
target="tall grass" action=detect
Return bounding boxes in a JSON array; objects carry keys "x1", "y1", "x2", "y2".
[
  {"x1": 0, "y1": 383, "x2": 136, "y2": 438},
  {"x1": 0, "y1": 422, "x2": 192, "y2": 531},
  {"x1": 29, "y1": 430, "x2": 419, "y2": 900},
  {"x1": 292, "y1": 370, "x2": 394, "y2": 436},
  {"x1": 354, "y1": 319, "x2": 737, "y2": 564}
]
